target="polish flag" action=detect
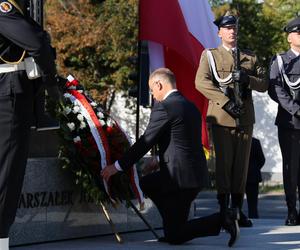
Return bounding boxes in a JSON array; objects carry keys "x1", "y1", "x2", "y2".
[{"x1": 139, "y1": 0, "x2": 220, "y2": 150}]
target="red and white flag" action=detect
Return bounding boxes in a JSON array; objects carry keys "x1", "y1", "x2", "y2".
[{"x1": 139, "y1": 0, "x2": 220, "y2": 150}]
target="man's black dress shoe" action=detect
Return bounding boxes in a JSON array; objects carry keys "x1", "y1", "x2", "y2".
[
  {"x1": 222, "y1": 208, "x2": 240, "y2": 247},
  {"x1": 285, "y1": 211, "x2": 298, "y2": 226},
  {"x1": 238, "y1": 211, "x2": 253, "y2": 227}
]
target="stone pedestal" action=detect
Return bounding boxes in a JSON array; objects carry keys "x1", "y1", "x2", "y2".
[{"x1": 10, "y1": 158, "x2": 162, "y2": 246}]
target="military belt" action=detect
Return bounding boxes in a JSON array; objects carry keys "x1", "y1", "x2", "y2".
[{"x1": 0, "y1": 62, "x2": 25, "y2": 74}]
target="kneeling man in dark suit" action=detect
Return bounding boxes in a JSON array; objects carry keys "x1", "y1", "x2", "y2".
[{"x1": 101, "y1": 68, "x2": 239, "y2": 247}]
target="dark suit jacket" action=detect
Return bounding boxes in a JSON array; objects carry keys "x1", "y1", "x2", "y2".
[
  {"x1": 118, "y1": 91, "x2": 208, "y2": 190},
  {"x1": 268, "y1": 49, "x2": 300, "y2": 129}
]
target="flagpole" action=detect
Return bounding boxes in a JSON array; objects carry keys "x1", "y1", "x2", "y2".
[{"x1": 135, "y1": 0, "x2": 141, "y2": 141}]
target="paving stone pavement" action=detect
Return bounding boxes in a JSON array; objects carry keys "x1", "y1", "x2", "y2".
[{"x1": 13, "y1": 191, "x2": 300, "y2": 250}]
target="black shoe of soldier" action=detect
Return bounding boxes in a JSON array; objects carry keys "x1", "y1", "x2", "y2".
[
  {"x1": 285, "y1": 211, "x2": 298, "y2": 226},
  {"x1": 238, "y1": 211, "x2": 253, "y2": 227},
  {"x1": 248, "y1": 212, "x2": 259, "y2": 219},
  {"x1": 248, "y1": 209, "x2": 259, "y2": 219},
  {"x1": 158, "y1": 237, "x2": 168, "y2": 242},
  {"x1": 222, "y1": 208, "x2": 240, "y2": 247}
]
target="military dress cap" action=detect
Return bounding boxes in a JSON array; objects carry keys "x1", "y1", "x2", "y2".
[
  {"x1": 283, "y1": 16, "x2": 300, "y2": 33},
  {"x1": 214, "y1": 13, "x2": 237, "y2": 28}
]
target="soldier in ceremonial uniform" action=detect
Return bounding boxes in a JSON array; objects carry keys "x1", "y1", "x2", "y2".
[
  {"x1": 268, "y1": 16, "x2": 300, "y2": 226},
  {"x1": 195, "y1": 12, "x2": 268, "y2": 228},
  {"x1": 0, "y1": 1, "x2": 60, "y2": 249}
]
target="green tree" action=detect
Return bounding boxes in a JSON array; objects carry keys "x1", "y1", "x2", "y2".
[{"x1": 45, "y1": 0, "x2": 138, "y2": 106}]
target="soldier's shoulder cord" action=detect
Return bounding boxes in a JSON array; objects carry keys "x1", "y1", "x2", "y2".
[{"x1": 7, "y1": 0, "x2": 23, "y2": 14}]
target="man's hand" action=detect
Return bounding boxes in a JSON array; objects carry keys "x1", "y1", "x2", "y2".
[
  {"x1": 101, "y1": 164, "x2": 118, "y2": 183},
  {"x1": 223, "y1": 100, "x2": 245, "y2": 119},
  {"x1": 294, "y1": 109, "x2": 300, "y2": 119},
  {"x1": 142, "y1": 156, "x2": 159, "y2": 176},
  {"x1": 232, "y1": 70, "x2": 250, "y2": 86}
]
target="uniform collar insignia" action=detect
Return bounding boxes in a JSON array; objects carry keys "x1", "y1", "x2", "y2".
[{"x1": 0, "y1": 1, "x2": 12, "y2": 13}]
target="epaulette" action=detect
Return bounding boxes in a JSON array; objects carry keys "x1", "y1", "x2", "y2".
[{"x1": 207, "y1": 48, "x2": 217, "y2": 51}]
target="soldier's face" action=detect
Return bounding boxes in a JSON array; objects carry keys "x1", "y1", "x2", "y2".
[
  {"x1": 218, "y1": 25, "x2": 237, "y2": 47},
  {"x1": 288, "y1": 31, "x2": 300, "y2": 50}
]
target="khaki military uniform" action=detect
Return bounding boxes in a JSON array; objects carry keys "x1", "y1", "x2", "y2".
[{"x1": 195, "y1": 45, "x2": 268, "y2": 194}]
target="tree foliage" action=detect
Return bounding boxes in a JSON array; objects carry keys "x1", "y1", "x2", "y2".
[{"x1": 45, "y1": 0, "x2": 138, "y2": 105}]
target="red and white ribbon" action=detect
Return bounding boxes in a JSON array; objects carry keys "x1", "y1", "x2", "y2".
[
  {"x1": 65, "y1": 90, "x2": 112, "y2": 197},
  {"x1": 65, "y1": 76, "x2": 144, "y2": 205}
]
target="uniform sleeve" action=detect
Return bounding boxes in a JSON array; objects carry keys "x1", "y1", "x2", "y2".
[
  {"x1": 195, "y1": 50, "x2": 229, "y2": 108},
  {"x1": 268, "y1": 56, "x2": 300, "y2": 115},
  {"x1": 118, "y1": 102, "x2": 169, "y2": 170},
  {"x1": 248, "y1": 54, "x2": 268, "y2": 92},
  {"x1": 0, "y1": 7, "x2": 57, "y2": 79}
]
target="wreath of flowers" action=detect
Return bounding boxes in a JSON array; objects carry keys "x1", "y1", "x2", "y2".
[{"x1": 48, "y1": 75, "x2": 144, "y2": 207}]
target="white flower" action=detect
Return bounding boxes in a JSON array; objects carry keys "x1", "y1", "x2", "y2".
[
  {"x1": 99, "y1": 119, "x2": 106, "y2": 126},
  {"x1": 73, "y1": 136, "x2": 81, "y2": 143},
  {"x1": 107, "y1": 118, "x2": 114, "y2": 127},
  {"x1": 77, "y1": 114, "x2": 84, "y2": 122},
  {"x1": 67, "y1": 122, "x2": 75, "y2": 131},
  {"x1": 97, "y1": 112, "x2": 104, "y2": 119},
  {"x1": 64, "y1": 93, "x2": 71, "y2": 98},
  {"x1": 79, "y1": 122, "x2": 86, "y2": 129},
  {"x1": 73, "y1": 106, "x2": 80, "y2": 114},
  {"x1": 90, "y1": 102, "x2": 97, "y2": 107},
  {"x1": 63, "y1": 107, "x2": 72, "y2": 115}
]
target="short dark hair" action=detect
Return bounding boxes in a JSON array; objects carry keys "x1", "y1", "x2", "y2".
[{"x1": 149, "y1": 68, "x2": 176, "y2": 86}]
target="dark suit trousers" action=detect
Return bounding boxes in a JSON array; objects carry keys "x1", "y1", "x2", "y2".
[
  {"x1": 140, "y1": 170, "x2": 221, "y2": 245},
  {"x1": 0, "y1": 92, "x2": 33, "y2": 237},
  {"x1": 278, "y1": 127, "x2": 300, "y2": 211}
]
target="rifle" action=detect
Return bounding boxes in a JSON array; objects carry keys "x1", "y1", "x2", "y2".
[{"x1": 232, "y1": 15, "x2": 244, "y2": 127}]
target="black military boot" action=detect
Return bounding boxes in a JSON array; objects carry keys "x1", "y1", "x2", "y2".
[
  {"x1": 218, "y1": 194, "x2": 240, "y2": 247},
  {"x1": 286, "y1": 197, "x2": 298, "y2": 226},
  {"x1": 218, "y1": 193, "x2": 230, "y2": 222},
  {"x1": 286, "y1": 209, "x2": 298, "y2": 226},
  {"x1": 231, "y1": 193, "x2": 253, "y2": 227}
]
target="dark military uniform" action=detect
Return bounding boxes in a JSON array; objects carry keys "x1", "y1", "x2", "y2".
[
  {"x1": 268, "y1": 16, "x2": 300, "y2": 226},
  {"x1": 195, "y1": 14, "x2": 268, "y2": 227},
  {"x1": 246, "y1": 137, "x2": 265, "y2": 219},
  {"x1": 0, "y1": 0, "x2": 57, "y2": 238}
]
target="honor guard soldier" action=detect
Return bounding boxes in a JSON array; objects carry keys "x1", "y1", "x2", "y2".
[
  {"x1": 268, "y1": 16, "x2": 300, "y2": 226},
  {"x1": 195, "y1": 12, "x2": 268, "y2": 229},
  {"x1": 0, "y1": 1, "x2": 61, "y2": 249}
]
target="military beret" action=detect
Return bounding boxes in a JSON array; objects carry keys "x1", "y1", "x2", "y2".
[
  {"x1": 283, "y1": 16, "x2": 300, "y2": 33},
  {"x1": 214, "y1": 15, "x2": 237, "y2": 28}
]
